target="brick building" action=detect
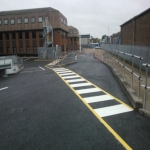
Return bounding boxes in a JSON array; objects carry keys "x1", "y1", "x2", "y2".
[
  {"x1": 120, "y1": 8, "x2": 150, "y2": 46},
  {"x1": 0, "y1": 7, "x2": 68, "y2": 55},
  {"x1": 68, "y1": 26, "x2": 79, "y2": 50}
]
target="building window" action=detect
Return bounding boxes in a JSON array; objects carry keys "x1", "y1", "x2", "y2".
[
  {"x1": 19, "y1": 32, "x2": 22, "y2": 39},
  {"x1": 6, "y1": 33, "x2": 9, "y2": 40},
  {"x1": 0, "y1": 33, "x2": 2, "y2": 40},
  {"x1": 13, "y1": 47, "x2": 16, "y2": 54},
  {"x1": 39, "y1": 31, "x2": 43, "y2": 38},
  {"x1": 20, "y1": 47, "x2": 23, "y2": 54},
  {"x1": 32, "y1": 31, "x2": 36, "y2": 39},
  {"x1": 0, "y1": 20, "x2": 2, "y2": 25},
  {"x1": 74, "y1": 38, "x2": 76, "y2": 41},
  {"x1": 12, "y1": 33, "x2": 16, "y2": 39},
  {"x1": 4, "y1": 19, "x2": 8, "y2": 25},
  {"x1": 26, "y1": 47, "x2": 30, "y2": 54},
  {"x1": 33, "y1": 47, "x2": 37, "y2": 53},
  {"x1": 11, "y1": 19, "x2": 15, "y2": 25},
  {"x1": 18, "y1": 18, "x2": 22, "y2": 24},
  {"x1": 38, "y1": 17, "x2": 42, "y2": 23},
  {"x1": 7, "y1": 47, "x2": 10, "y2": 54},
  {"x1": 31, "y1": 17, "x2": 35, "y2": 23},
  {"x1": 0, "y1": 48, "x2": 3, "y2": 54},
  {"x1": 24, "y1": 18, "x2": 28, "y2": 24},
  {"x1": 25, "y1": 32, "x2": 29, "y2": 39}
]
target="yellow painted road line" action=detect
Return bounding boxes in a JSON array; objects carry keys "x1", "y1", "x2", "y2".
[{"x1": 52, "y1": 68, "x2": 132, "y2": 150}]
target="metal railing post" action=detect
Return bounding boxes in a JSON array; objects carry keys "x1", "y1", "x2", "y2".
[
  {"x1": 131, "y1": 55, "x2": 134, "y2": 90},
  {"x1": 123, "y1": 52, "x2": 125, "y2": 80},
  {"x1": 138, "y1": 59, "x2": 142, "y2": 100},
  {"x1": 143, "y1": 64, "x2": 148, "y2": 109}
]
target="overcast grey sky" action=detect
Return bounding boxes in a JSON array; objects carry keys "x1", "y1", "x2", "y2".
[{"x1": 0, "y1": 0, "x2": 149, "y2": 38}]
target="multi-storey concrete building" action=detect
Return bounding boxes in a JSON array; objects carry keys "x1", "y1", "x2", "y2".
[
  {"x1": 68, "y1": 26, "x2": 79, "y2": 50},
  {"x1": 0, "y1": 7, "x2": 68, "y2": 55},
  {"x1": 120, "y1": 8, "x2": 150, "y2": 46}
]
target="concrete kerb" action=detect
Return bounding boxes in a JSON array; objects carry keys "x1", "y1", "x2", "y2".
[{"x1": 139, "y1": 108, "x2": 150, "y2": 119}]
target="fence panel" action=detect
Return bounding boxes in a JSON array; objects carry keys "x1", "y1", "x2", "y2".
[{"x1": 101, "y1": 44, "x2": 150, "y2": 70}]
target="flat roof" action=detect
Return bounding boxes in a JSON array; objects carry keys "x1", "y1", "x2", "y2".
[
  {"x1": 120, "y1": 8, "x2": 150, "y2": 26},
  {"x1": 0, "y1": 7, "x2": 59, "y2": 16}
]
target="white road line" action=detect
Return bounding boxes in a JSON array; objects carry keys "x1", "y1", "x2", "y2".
[
  {"x1": 60, "y1": 73, "x2": 75, "y2": 76},
  {"x1": 70, "y1": 83, "x2": 92, "y2": 87},
  {"x1": 66, "y1": 79, "x2": 85, "y2": 83},
  {"x1": 76, "y1": 88, "x2": 101, "y2": 94},
  {"x1": 39, "y1": 66, "x2": 45, "y2": 70},
  {"x1": 94, "y1": 104, "x2": 132, "y2": 117},
  {"x1": 83, "y1": 95, "x2": 114, "y2": 103},
  {"x1": 53, "y1": 68, "x2": 69, "y2": 71},
  {"x1": 62, "y1": 75, "x2": 80, "y2": 79},
  {"x1": 23, "y1": 58, "x2": 30, "y2": 61},
  {"x1": 57, "y1": 71, "x2": 72, "y2": 73},
  {"x1": 0, "y1": 87, "x2": 8, "y2": 91}
]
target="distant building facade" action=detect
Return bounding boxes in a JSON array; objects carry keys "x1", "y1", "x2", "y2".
[
  {"x1": 68, "y1": 26, "x2": 79, "y2": 50},
  {"x1": 0, "y1": 7, "x2": 68, "y2": 55},
  {"x1": 110, "y1": 32, "x2": 121, "y2": 44},
  {"x1": 120, "y1": 8, "x2": 150, "y2": 46},
  {"x1": 81, "y1": 34, "x2": 90, "y2": 46}
]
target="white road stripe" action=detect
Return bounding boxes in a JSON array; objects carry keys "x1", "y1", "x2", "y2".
[
  {"x1": 0, "y1": 87, "x2": 8, "y2": 91},
  {"x1": 94, "y1": 104, "x2": 132, "y2": 117},
  {"x1": 63, "y1": 75, "x2": 80, "y2": 79},
  {"x1": 70, "y1": 83, "x2": 92, "y2": 87},
  {"x1": 57, "y1": 71, "x2": 72, "y2": 73},
  {"x1": 66, "y1": 79, "x2": 85, "y2": 83},
  {"x1": 39, "y1": 66, "x2": 45, "y2": 70},
  {"x1": 23, "y1": 58, "x2": 30, "y2": 61},
  {"x1": 53, "y1": 68, "x2": 69, "y2": 71},
  {"x1": 60, "y1": 73, "x2": 75, "y2": 76},
  {"x1": 84, "y1": 95, "x2": 114, "y2": 103},
  {"x1": 76, "y1": 88, "x2": 101, "y2": 94}
]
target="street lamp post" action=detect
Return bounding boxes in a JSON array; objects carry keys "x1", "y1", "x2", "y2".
[
  {"x1": 80, "y1": 32, "x2": 81, "y2": 51},
  {"x1": 79, "y1": 30, "x2": 81, "y2": 51}
]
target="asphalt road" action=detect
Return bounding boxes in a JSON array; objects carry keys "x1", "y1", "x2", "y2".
[{"x1": 0, "y1": 55, "x2": 150, "y2": 150}]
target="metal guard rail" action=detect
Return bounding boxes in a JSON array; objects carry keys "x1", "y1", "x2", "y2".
[
  {"x1": 103, "y1": 50, "x2": 143, "y2": 100},
  {"x1": 112, "y1": 50, "x2": 143, "y2": 60},
  {"x1": 141, "y1": 63, "x2": 150, "y2": 109},
  {"x1": 114, "y1": 58, "x2": 142, "y2": 81}
]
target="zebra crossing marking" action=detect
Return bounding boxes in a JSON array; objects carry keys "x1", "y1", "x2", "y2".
[
  {"x1": 66, "y1": 79, "x2": 85, "y2": 83},
  {"x1": 76, "y1": 88, "x2": 101, "y2": 94},
  {"x1": 51, "y1": 67, "x2": 133, "y2": 150},
  {"x1": 83, "y1": 95, "x2": 114, "y2": 103},
  {"x1": 59, "y1": 73, "x2": 75, "y2": 76},
  {"x1": 70, "y1": 83, "x2": 92, "y2": 87},
  {"x1": 94, "y1": 104, "x2": 132, "y2": 117},
  {"x1": 62, "y1": 75, "x2": 80, "y2": 79}
]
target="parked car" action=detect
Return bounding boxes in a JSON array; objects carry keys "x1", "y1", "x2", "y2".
[{"x1": 95, "y1": 46, "x2": 101, "y2": 49}]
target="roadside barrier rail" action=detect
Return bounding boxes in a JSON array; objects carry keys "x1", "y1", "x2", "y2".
[
  {"x1": 102, "y1": 50, "x2": 143, "y2": 100},
  {"x1": 141, "y1": 63, "x2": 150, "y2": 109}
]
